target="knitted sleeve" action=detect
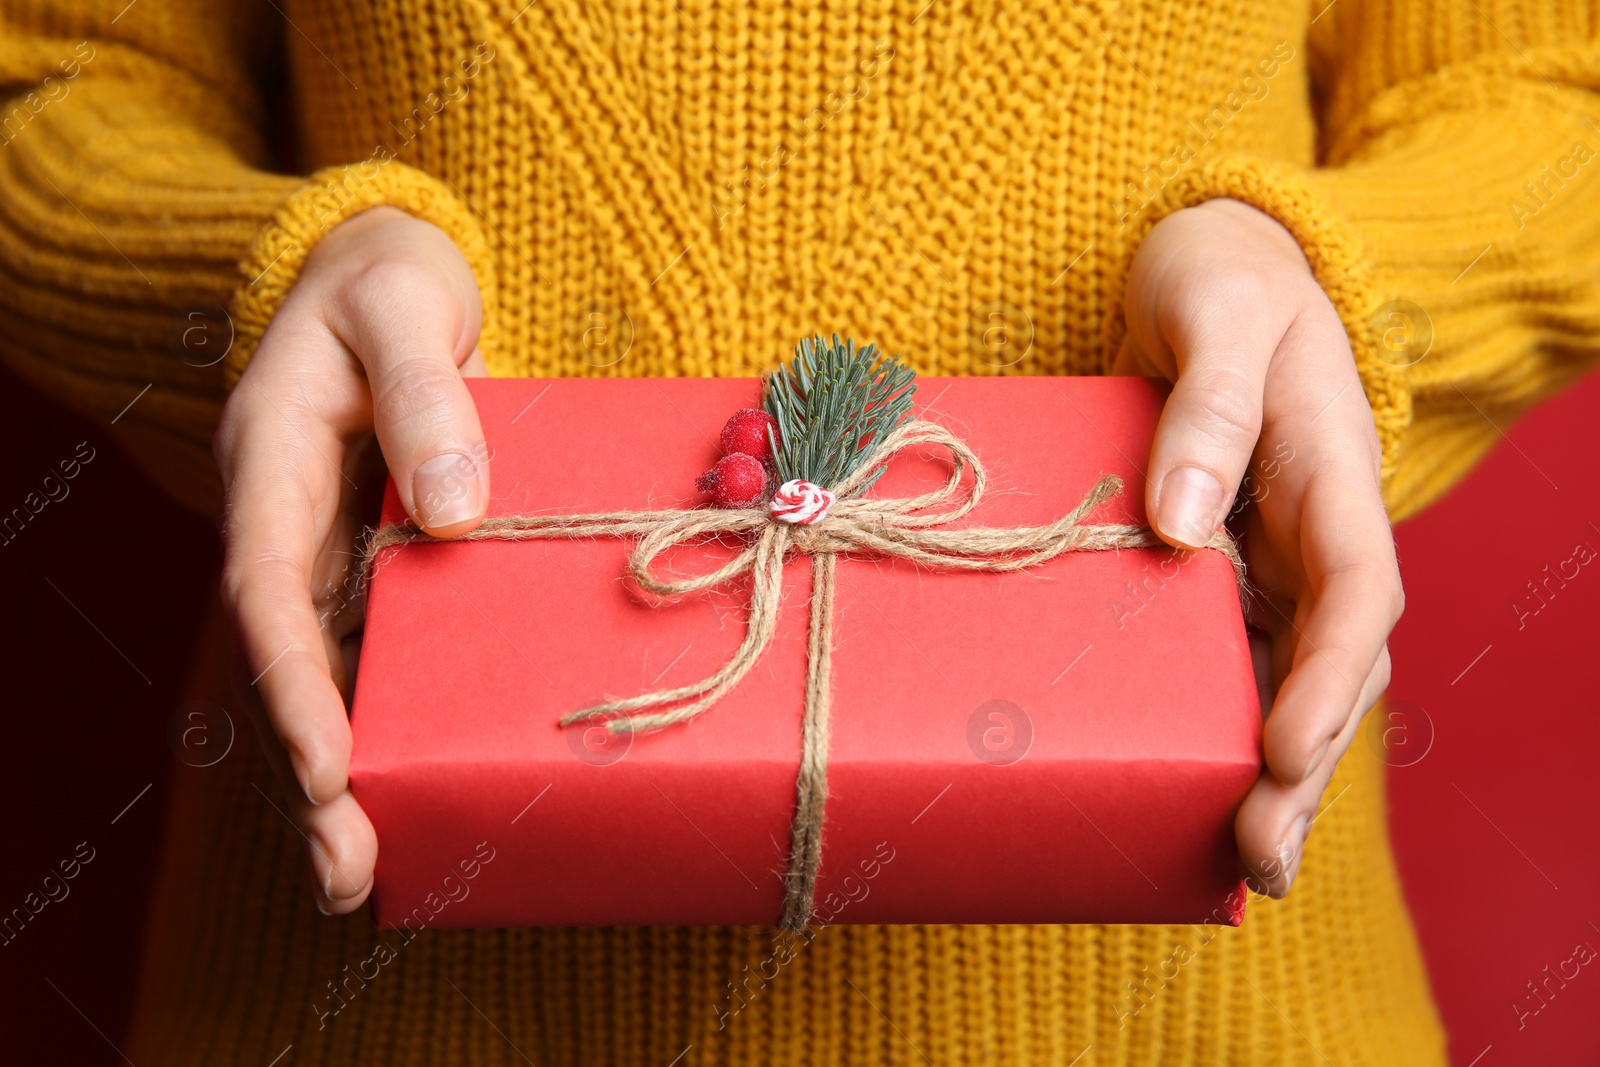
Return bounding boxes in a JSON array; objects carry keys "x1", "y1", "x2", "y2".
[
  {"x1": 1102, "y1": 2, "x2": 1600, "y2": 522},
  {"x1": 0, "y1": 2, "x2": 496, "y2": 513}
]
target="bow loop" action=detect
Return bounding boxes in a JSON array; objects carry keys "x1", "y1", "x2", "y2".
[
  {"x1": 626, "y1": 509, "x2": 767, "y2": 597},
  {"x1": 831, "y1": 419, "x2": 986, "y2": 526}
]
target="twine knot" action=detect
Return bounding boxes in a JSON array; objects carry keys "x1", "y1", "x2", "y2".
[{"x1": 363, "y1": 418, "x2": 1244, "y2": 930}]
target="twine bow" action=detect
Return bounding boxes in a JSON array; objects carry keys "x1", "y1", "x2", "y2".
[{"x1": 364, "y1": 418, "x2": 1244, "y2": 930}]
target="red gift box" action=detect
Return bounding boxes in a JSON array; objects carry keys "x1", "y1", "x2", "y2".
[{"x1": 349, "y1": 375, "x2": 1260, "y2": 930}]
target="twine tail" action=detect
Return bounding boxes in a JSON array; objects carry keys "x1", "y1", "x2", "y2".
[
  {"x1": 562, "y1": 523, "x2": 792, "y2": 732},
  {"x1": 779, "y1": 549, "x2": 836, "y2": 931}
]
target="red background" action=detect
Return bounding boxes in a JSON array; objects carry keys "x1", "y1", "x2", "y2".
[
  {"x1": 1383, "y1": 370, "x2": 1600, "y2": 1064},
  {"x1": 0, "y1": 363, "x2": 1594, "y2": 1064}
]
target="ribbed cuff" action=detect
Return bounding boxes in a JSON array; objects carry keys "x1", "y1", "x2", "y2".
[
  {"x1": 225, "y1": 160, "x2": 499, "y2": 387},
  {"x1": 1100, "y1": 157, "x2": 1410, "y2": 491}
]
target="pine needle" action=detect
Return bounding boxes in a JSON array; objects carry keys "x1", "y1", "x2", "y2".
[{"x1": 761, "y1": 334, "x2": 917, "y2": 490}]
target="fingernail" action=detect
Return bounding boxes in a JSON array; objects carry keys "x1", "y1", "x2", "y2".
[
  {"x1": 413, "y1": 451, "x2": 485, "y2": 530},
  {"x1": 289, "y1": 747, "x2": 318, "y2": 805},
  {"x1": 315, "y1": 896, "x2": 332, "y2": 916},
  {"x1": 1276, "y1": 813, "x2": 1311, "y2": 896},
  {"x1": 1157, "y1": 466, "x2": 1224, "y2": 547}
]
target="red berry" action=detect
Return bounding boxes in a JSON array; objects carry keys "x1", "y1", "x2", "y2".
[
  {"x1": 696, "y1": 452, "x2": 769, "y2": 508},
  {"x1": 720, "y1": 408, "x2": 780, "y2": 463}
]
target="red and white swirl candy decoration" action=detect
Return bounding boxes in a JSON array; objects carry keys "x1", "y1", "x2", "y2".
[{"x1": 769, "y1": 479, "x2": 835, "y2": 525}]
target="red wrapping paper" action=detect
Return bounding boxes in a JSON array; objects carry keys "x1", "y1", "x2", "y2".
[{"x1": 350, "y1": 376, "x2": 1260, "y2": 929}]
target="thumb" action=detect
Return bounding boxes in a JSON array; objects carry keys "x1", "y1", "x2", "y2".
[
  {"x1": 1138, "y1": 294, "x2": 1286, "y2": 550},
  {"x1": 337, "y1": 259, "x2": 489, "y2": 537}
]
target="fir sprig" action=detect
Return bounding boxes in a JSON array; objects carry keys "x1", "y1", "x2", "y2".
[{"x1": 762, "y1": 334, "x2": 917, "y2": 490}]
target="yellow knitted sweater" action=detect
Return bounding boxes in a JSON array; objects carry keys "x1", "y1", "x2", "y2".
[{"x1": 3, "y1": 0, "x2": 1598, "y2": 1063}]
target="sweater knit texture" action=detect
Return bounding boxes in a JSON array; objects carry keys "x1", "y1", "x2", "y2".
[{"x1": 2, "y1": 0, "x2": 1598, "y2": 1063}]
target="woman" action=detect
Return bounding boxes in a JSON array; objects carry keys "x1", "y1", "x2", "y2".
[{"x1": 2, "y1": 0, "x2": 1594, "y2": 1062}]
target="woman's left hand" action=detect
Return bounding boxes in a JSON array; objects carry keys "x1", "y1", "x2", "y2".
[{"x1": 1116, "y1": 197, "x2": 1404, "y2": 898}]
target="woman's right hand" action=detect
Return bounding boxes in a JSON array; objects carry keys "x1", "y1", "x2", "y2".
[{"x1": 214, "y1": 206, "x2": 490, "y2": 914}]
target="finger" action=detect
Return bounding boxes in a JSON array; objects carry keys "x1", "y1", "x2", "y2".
[
  {"x1": 1139, "y1": 273, "x2": 1295, "y2": 549},
  {"x1": 1238, "y1": 712, "x2": 1356, "y2": 899},
  {"x1": 1237, "y1": 506, "x2": 1300, "y2": 613},
  {"x1": 307, "y1": 476, "x2": 367, "y2": 696},
  {"x1": 298, "y1": 788, "x2": 380, "y2": 913},
  {"x1": 1236, "y1": 649, "x2": 1389, "y2": 897},
  {"x1": 1110, "y1": 331, "x2": 1157, "y2": 377},
  {"x1": 1241, "y1": 577, "x2": 1297, "y2": 644},
  {"x1": 1235, "y1": 755, "x2": 1321, "y2": 899},
  {"x1": 332, "y1": 258, "x2": 489, "y2": 537},
  {"x1": 231, "y1": 654, "x2": 302, "y2": 803},
  {"x1": 311, "y1": 433, "x2": 388, "y2": 678},
  {"x1": 218, "y1": 366, "x2": 354, "y2": 807},
  {"x1": 1249, "y1": 627, "x2": 1275, "y2": 718},
  {"x1": 340, "y1": 630, "x2": 364, "y2": 703},
  {"x1": 1110, "y1": 332, "x2": 1136, "y2": 375},
  {"x1": 233, "y1": 658, "x2": 377, "y2": 910},
  {"x1": 1260, "y1": 444, "x2": 1401, "y2": 786}
]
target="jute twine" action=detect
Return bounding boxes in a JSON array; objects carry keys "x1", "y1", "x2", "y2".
[{"x1": 363, "y1": 419, "x2": 1245, "y2": 931}]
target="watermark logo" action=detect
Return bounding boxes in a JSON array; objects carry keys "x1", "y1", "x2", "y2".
[
  {"x1": 1367, "y1": 299, "x2": 1432, "y2": 367},
  {"x1": 167, "y1": 700, "x2": 235, "y2": 768},
  {"x1": 1227, "y1": 440, "x2": 1296, "y2": 521},
  {"x1": 711, "y1": 38, "x2": 895, "y2": 229},
  {"x1": 713, "y1": 840, "x2": 896, "y2": 1030},
  {"x1": 0, "y1": 841, "x2": 96, "y2": 948},
  {"x1": 1, "y1": 440, "x2": 96, "y2": 548},
  {"x1": 1511, "y1": 935, "x2": 1597, "y2": 1030},
  {"x1": 1364, "y1": 697, "x2": 1434, "y2": 768},
  {"x1": 313, "y1": 840, "x2": 496, "y2": 1030},
  {"x1": 566, "y1": 711, "x2": 633, "y2": 767},
  {"x1": 565, "y1": 299, "x2": 635, "y2": 368},
  {"x1": 1508, "y1": 127, "x2": 1596, "y2": 231},
  {"x1": 966, "y1": 700, "x2": 1033, "y2": 766},
  {"x1": 0, "y1": 40, "x2": 95, "y2": 148},
  {"x1": 968, "y1": 301, "x2": 1034, "y2": 367},
  {"x1": 1114, "y1": 41, "x2": 1296, "y2": 229},
  {"x1": 169, "y1": 304, "x2": 234, "y2": 368},
  {"x1": 1511, "y1": 535, "x2": 1596, "y2": 631}
]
